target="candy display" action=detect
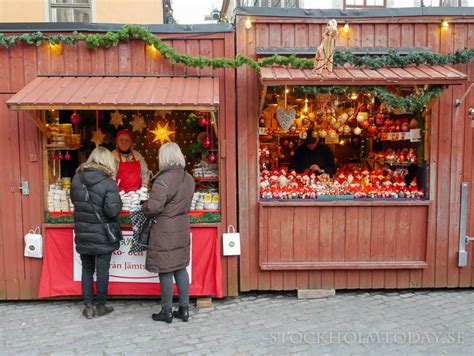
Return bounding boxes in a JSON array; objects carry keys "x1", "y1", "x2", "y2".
[
  {"x1": 192, "y1": 162, "x2": 218, "y2": 178},
  {"x1": 119, "y1": 188, "x2": 149, "y2": 212},
  {"x1": 191, "y1": 190, "x2": 219, "y2": 211},
  {"x1": 47, "y1": 179, "x2": 73, "y2": 212}
]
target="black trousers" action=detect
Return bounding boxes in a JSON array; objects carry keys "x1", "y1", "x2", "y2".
[
  {"x1": 159, "y1": 267, "x2": 189, "y2": 310},
  {"x1": 80, "y1": 253, "x2": 112, "y2": 306}
]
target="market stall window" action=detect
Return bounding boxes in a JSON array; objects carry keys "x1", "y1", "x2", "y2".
[
  {"x1": 258, "y1": 85, "x2": 434, "y2": 201},
  {"x1": 43, "y1": 109, "x2": 220, "y2": 224}
]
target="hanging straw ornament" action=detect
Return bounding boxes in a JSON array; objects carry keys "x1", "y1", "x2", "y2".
[{"x1": 91, "y1": 111, "x2": 105, "y2": 147}]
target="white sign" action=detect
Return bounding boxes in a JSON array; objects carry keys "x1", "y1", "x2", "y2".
[{"x1": 73, "y1": 230, "x2": 192, "y2": 283}]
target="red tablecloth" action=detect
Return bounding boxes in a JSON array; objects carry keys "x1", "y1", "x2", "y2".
[{"x1": 38, "y1": 227, "x2": 223, "y2": 298}]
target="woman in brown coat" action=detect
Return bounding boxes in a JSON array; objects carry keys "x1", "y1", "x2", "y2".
[{"x1": 142, "y1": 142, "x2": 195, "y2": 323}]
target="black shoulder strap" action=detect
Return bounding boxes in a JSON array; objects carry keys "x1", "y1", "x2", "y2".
[{"x1": 78, "y1": 173, "x2": 104, "y2": 224}]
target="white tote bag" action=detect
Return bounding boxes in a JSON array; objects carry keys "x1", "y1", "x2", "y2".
[
  {"x1": 222, "y1": 225, "x2": 241, "y2": 256},
  {"x1": 24, "y1": 226, "x2": 43, "y2": 258}
]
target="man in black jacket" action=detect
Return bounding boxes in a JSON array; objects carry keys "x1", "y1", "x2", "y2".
[{"x1": 289, "y1": 128, "x2": 336, "y2": 175}]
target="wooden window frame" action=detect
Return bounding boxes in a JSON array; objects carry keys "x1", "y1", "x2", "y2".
[
  {"x1": 344, "y1": 0, "x2": 387, "y2": 9},
  {"x1": 49, "y1": 0, "x2": 95, "y2": 23}
]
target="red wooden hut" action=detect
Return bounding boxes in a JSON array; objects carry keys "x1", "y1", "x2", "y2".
[
  {"x1": 235, "y1": 7, "x2": 474, "y2": 291},
  {"x1": 0, "y1": 23, "x2": 238, "y2": 299}
]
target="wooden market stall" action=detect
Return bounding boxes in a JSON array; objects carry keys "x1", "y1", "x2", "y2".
[
  {"x1": 0, "y1": 23, "x2": 238, "y2": 299},
  {"x1": 235, "y1": 7, "x2": 474, "y2": 291}
]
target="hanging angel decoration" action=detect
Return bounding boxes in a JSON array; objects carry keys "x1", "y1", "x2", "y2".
[{"x1": 313, "y1": 19, "x2": 338, "y2": 75}]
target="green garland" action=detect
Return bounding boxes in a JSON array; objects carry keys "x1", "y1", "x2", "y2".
[
  {"x1": 44, "y1": 211, "x2": 221, "y2": 224},
  {"x1": 297, "y1": 85, "x2": 442, "y2": 112},
  {"x1": 1, "y1": 25, "x2": 474, "y2": 70}
]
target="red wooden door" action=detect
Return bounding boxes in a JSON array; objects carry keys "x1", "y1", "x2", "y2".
[{"x1": 0, "y1": 97, "x2": 43, "y2": 300}]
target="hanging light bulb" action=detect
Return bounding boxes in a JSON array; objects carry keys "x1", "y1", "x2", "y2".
[
  {"x1": 303, "y1": 96, "x2": 309, "y2": 113},
  {"x1": 344, "y1": 22, "x2": 350, "y2": 33},
  {"x1": 441, "y1": 19, "x2": 449, "y2": 31},
  {"x1": 245, "y1": 18, "x2": 252, "y2": 29}
]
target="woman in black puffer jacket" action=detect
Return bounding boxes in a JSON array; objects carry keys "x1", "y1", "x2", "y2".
[{"x1": 71, "y1": 147, "x2": 122, "y2": 319}]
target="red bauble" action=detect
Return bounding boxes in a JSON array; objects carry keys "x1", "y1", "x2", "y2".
[
  {"x1": 64, "y1": 152, "x2": 71, "y2": 160},
  {"x1": 369, "y1": 125, "x2": 377, "y2": 134},
  {"x1": 70, "y1": 112, "x2": 81, "y2": 124},
  {"x1": 49, "y1": 152, "x2": 56, "y2": 160},
  {"x1": 207, "y1": 152, "x2": 217, "y2": 164},
  {"x1": 202, "y1": 137, "x2": 211, "y2": 149},
  {"x1": 198, "y1": 117, "x2": 208, "y2": 127},
  {"x1": 56, "y1": 152, "x2": 64, "y2": 160},
  {"x1": 375, "y1": 113, "x2": 384, "y2": 126},
  {"x1": 361, "y1": 120, "x2": 370, "y2": 129}
]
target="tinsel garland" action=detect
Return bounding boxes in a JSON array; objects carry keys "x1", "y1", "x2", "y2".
[
  {"x1": 297, "y1": 85, "x2": 442, "y2": 112},
  {"x1": 1, "y1": 25, "x2": 473, "y2": 70}
]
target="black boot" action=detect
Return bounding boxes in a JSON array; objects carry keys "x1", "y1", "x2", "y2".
[
  {"x1": 152, "y1": 308, "x2": 173, "y2": 323},
  {"x1": 82, "y1": 304, "x2": 94, "y2": 319},
  {"x1": 172, "y1": 306, "x2": 189, "y2": 322},
  {"x1": 94, "y1": 304, "x2": 114, "y2": 317}
]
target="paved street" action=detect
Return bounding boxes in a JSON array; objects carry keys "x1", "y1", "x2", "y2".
[{"x1": 0, "y1": 289, "x2": 473, "y2": 355}]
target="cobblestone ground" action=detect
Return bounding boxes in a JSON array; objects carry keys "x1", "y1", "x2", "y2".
[{"x1": 0, "y1": 289, "x2": 472, "y2": 355}]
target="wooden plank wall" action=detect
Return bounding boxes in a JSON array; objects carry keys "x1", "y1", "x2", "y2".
[
  {"x1": 0, "y1": 32, "x2": 238, "y2": 298},
  {"x1": 236, "y1": 16, "x2": 474, "y2": 291},
  {"x1": 259, "y1": 205, "x2": 428, "y2": 269}
]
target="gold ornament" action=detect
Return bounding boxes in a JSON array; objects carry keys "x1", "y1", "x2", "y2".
[
  {"x1": 150, "y1": 121, "x2": 175, "y2": 145},
  {"x1": 109, "y1": 110, "x2": 124, "y2": 129},
  {"x1": 130, "y1": 113, "x2": 147, "y2": 133},
  {"x1": 91, "y1": 129, "x2": 105, "y2": 147}
]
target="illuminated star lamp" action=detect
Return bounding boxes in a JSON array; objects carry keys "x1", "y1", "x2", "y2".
[{"x1": 150, "y1": 121, "x2": 175, "y2": 145}]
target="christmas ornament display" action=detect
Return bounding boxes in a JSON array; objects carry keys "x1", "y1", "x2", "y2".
[
  {"x1": 70, "y1": 111, "x2": 81, "y2": 124},
  {"x1": 276, "y1": 106, "x2": 296, "y2": 131},
  {"x1": 109, "y1": 110, "x2": 124, "y2": 129},
  {"x1": 130, "y1": 112, "x2": 147, "y2": 133}
]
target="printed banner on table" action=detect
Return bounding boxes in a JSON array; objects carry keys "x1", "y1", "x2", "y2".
[
  {"x1": 38, "y1": 227, "x2": 222, "y2": 298},
  {"x1": 72, "y1": 230, "x2": 192, "y2": 284}
]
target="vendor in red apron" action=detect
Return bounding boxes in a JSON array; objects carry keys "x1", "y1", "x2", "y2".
[{"x1": 112, "y1": 129, "x2": 150, "y2": 193}]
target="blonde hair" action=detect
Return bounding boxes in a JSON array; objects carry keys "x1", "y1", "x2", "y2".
[
  {"x1": 85, "y1": 147, "x2": 117, "y2": 175},
  {"x1": 159, "y1": 142, "x2": 185, "y2": 170}
]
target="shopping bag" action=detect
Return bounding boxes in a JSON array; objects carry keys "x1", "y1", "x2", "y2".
[
  {"x1": 24, "y1": 226, "x2": 43, "y2": 258},
  {"x1": 222, "y1": 225, "x2": 240, "y2": 256}
]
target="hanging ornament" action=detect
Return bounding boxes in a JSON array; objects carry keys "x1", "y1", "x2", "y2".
[
  {"x1": 259, "y1": 113, "x2": 266, "y2": 126},
  {"x1": 301, "y1": 118, "x2": 310, "y2": 128},
  {"x1": 207, "y1": 152, "x2": 217, "y2": 164},
  {"x1": 319, "y1": 129, "x2": 327, "y2": 138},
  {"x1": 299, "y1": 130, "x2": 308, "y2": 140},
  {"x1": 150, "y1": 121, "x2": 175, "y2": 145},
  {"x1": 289, "y1": 125, "x2": 297, "y2": 133},
  {"x1": 354, "y1": 127, "x2": 362, "y2": 135},
  {"x1": 154, "y1": 110, "x2": 172, "y2": 119},
  {"x1": 130, "y1": 111, "x2": 147, "y2": 133},
  {"x1": 70, "y1": 110, "x2": 81, "y2": 125},
  {"x1": 343, "y1": 125, "x2": 351, "y2": 135},
  {"x1": 56, "y1": 151, "x2": 64, "y2": 160},
  {"x1": 308, "y1": 112, "x2": 315, "y2": 120},
  {"x1": 198, "y1": 116, "x2": 208, "y2": 128},
  {"x1": 276, "y1": 107, "x2": 296, "y2": 131},
  {"x1": 49, "y1": 151, "x2": 56, "y2": 160},
  {"x1": 64, "y1": 150, "x2": 71, "y2": 160},
  {"x1": 91, "y1": 111, "x2": 105, "y2": 147},
  {"x1": 203, "y1": 137, "x2": 211, "y2": 149},
  {"x1": 109, "y1": 110, "x2": 124, "y2": 129}
]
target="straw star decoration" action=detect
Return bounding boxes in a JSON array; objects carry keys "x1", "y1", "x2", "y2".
[
  {"x1": 110, "y1": 110, "x2": 124, "y2": 129},
  {"x1": 150, "y1": 121, "x2": 175, "y2": 145},
  {"x1": 130, "y1": 113, "x2": 147, "y2": 133},
  {"x1": 91, "y1": 129, "x2": 106, "y2": 147},
  {"x1": 154, "y1": 110, "x2": 172, "y2": 119}
]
